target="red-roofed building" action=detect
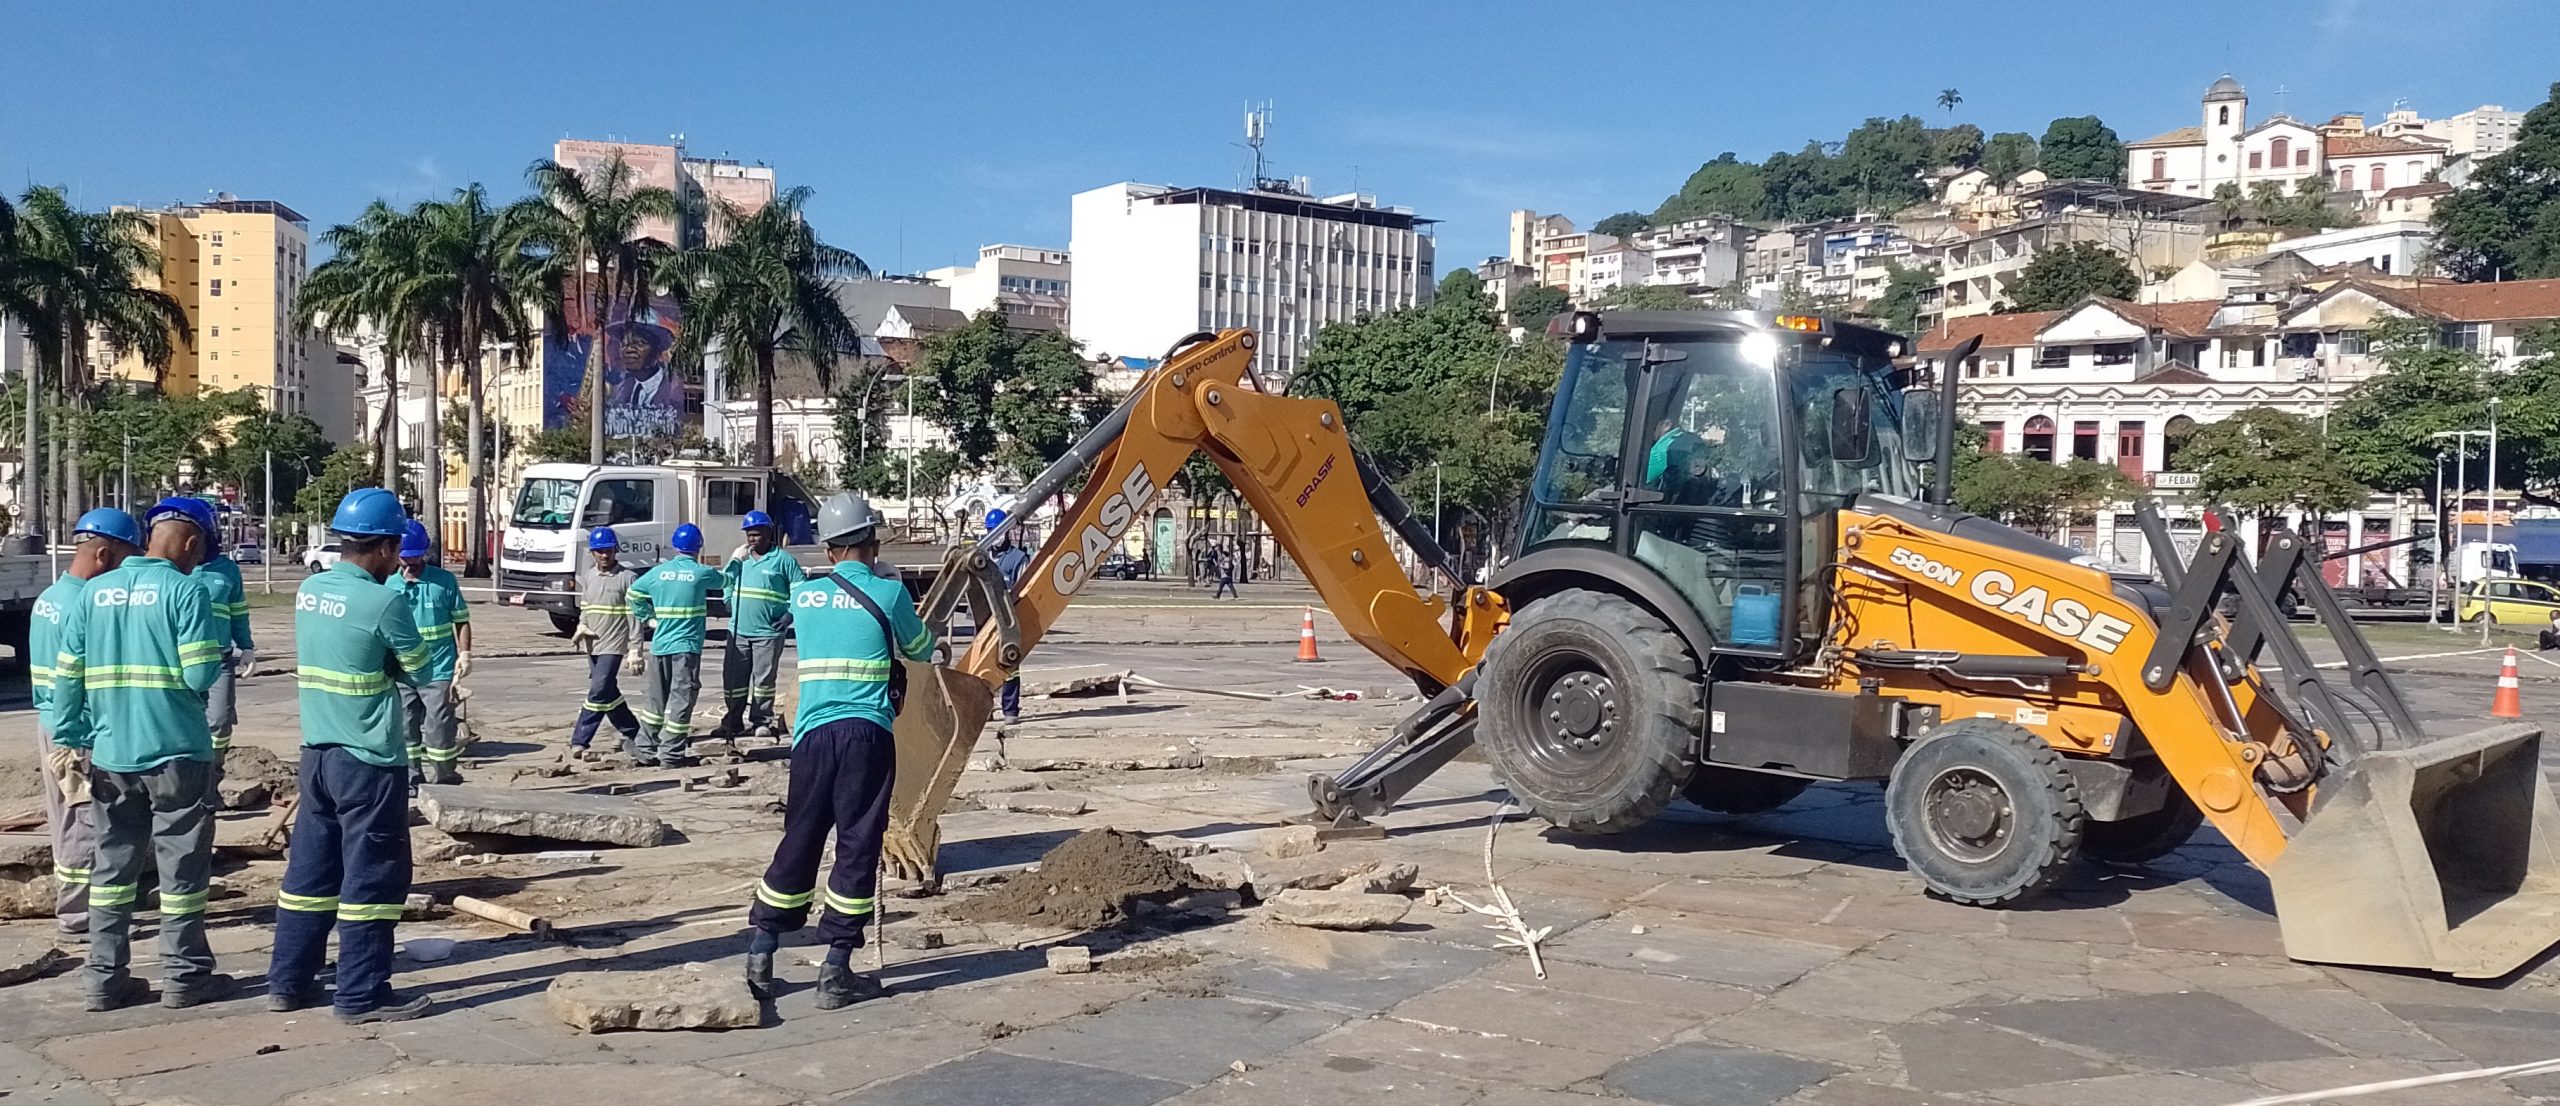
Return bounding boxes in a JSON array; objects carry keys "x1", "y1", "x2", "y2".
[{"x1": 2124, "y1": 76, "x2": 2446, "y2": 200}]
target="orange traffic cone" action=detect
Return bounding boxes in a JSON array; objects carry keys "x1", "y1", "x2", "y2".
[
  {"x1": 2492, "y1": 646, "x2": 2525, "y2": 719},
  {"x1": 1296, "y1": 607, "x2": 1324, "y2": 663}
]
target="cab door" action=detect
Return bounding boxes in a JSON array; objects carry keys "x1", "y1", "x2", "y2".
[{"x1": 1618, "y1": 339, "x2": 1791, "y2": 656}]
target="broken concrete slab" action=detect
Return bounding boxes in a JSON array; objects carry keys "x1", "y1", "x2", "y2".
[
  {"x1": 0, "y1": 834, "x2": 49, "y2": 920},
  {"x1": 0, "y1": 936, "x2": 68, "y2": 987},
  {"x1": 544, "y1": 966, "x2": 759, "y2": 1033},
  {"x1": 412, "y1": 827, "x2": 473, "y2": 862},
  {"x1": 1260, "y1": 826, "x2": 1323, "y2": 859},
  {"x1": 416, "y1": 785, "x2": 669, "y2": 848},
  {"x1": 995, "y1": 792, "x2": 1091, "y2": 817},
  {"x1": 1266, "y1": 888, "x2": 1412, "y2": 930},
  {"x1": 1047, "y1": 946, "x2": 1094, "y2": 974}
]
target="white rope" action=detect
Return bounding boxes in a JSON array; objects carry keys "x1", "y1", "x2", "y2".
[
  {"x1": 2309, "y1": 646, "x2": 2502, "y2": 670},
  {"x1": 2217, "y1": 1057, "x2": 2560, "y2": 1106}
]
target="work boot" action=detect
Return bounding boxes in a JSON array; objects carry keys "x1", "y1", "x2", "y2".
[
  {"x1": 745, "y1": 952, "x2": 775, "y2": 999},
  {"x1": 812, "y1": 964, "x2": 879, "y2": 1010},
  {"x1": 424, "y1": 762, "x2": 463, "y2": 786},
  {"x1": 338, "y1": 990, "x2": 431, "y2": 1025},
  {"x1": 165, "y1": 973, "x2": 240, "y2": 1010},
  {"x1": 266, "y1": 985, "x2": 317, "y2": 1013},
  {"x1": 85, "y1": 975, "x2": 151, "y2": 1012}
]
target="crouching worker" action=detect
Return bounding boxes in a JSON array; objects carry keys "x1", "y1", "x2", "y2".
[
  {"x1": 267, "y1": 489, "x2": 433, "y2": 1024},
  {"x1": 744, "y1": 493, "x2": 933, "y2": 1009}
]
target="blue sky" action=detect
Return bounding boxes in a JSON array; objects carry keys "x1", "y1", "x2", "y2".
[{"x1": 3, "y1": 0, "x2": 2551, "y2": 277}]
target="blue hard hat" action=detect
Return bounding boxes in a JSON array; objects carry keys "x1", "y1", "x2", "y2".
[
  {"x1": 400, "y1": 519, "x2": 432, "y2": 560},
  {"x1": 671, "y1": 523, "x2": 704, "y2": 553},
  {"x1": 329, "y1": 487, "x2": 407, "y2": 538},
  {"x1": 72, "y1": 508, "x2": 142, "y2": 548},
  {"x1": 741, "y1": 510, "x2": 775, "y2": 532},
  {"x1": 984, "y1": 508, "x2": 1007, "y2": 532},
  {"x1": 145, "y1": 496, "x2": 218, "y2": 541},
  {"x1": 588, "y1": 527, "x2": 619, "y2": 552}
]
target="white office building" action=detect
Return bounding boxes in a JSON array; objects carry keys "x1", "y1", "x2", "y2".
[
  {"x1": 925, "y1": 244, "x2": 1071, "y2": 330},
  {"x1": 1070, "y1": 181, "x2": 1435, "y2": 379}
]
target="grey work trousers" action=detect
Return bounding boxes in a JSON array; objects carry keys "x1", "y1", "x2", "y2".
[
  {"x1": 721, "y1": 635, "x2": 785, "y2": 731},
  {"x1": 399, "y1": 681, "x2": 460, "y2": 775},
  {"x1": 35, "y1": 725, "x2": 96, "y2": 933},
  {"x1": 88, "y1": 758, "x2": 218, "y2": 996},
  {"x1": 636, "y1": 652, "x2": 703, "y2": 762}
]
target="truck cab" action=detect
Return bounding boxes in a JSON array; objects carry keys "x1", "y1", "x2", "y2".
[{"x1": 498, "y1": 460, "x2": 820, "y2": 632}]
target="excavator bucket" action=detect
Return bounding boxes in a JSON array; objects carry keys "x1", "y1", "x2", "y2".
[
  {"x1": 880, "y1": 660, "x2": 998, "y2": 885},
  {"x1": 2268, "y1": 722, "x2": 2560, "y2": 978}
]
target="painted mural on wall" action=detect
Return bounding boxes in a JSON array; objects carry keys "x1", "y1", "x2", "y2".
[{"x1": 541, "y1": 280, "x2": 688, "y2": 440}]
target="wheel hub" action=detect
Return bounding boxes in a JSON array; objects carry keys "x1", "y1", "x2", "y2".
[
  {"x1": 1534, "y1": 668, "x2": 1618, "y2": 754},
  {"x1": 1924, "y1": 768, "x2": 2013, "y2": 860}
]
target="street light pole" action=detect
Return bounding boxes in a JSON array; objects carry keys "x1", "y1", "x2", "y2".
[
  {"x1": 903, "y1": 373, "x2": 916, "y2": 535},
  {"x1": 263, "y1": 446, "x2": 274, "y2": 595},
  {"x1": 2430, "y1": 451, "x2": 2445, "y2": 625},
  {"x1": 2485, "y1": 396, "x2": 2502, "y2": 644}
]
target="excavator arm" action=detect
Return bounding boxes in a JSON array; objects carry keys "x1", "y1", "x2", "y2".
[{"x1": 876, "y1": 329, "x2": 1506, "y2": 882}]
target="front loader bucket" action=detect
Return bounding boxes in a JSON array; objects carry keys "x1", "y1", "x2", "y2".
[
  {"x1": 2268, "y1": 723, "x2": 2560, "y2": 977},
  {"x1": 882, "y1": 662, "x2": 998, "y2": 885}
]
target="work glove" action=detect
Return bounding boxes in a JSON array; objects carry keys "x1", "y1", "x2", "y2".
[
  {"x1": 453, "y1": 651, "x2": 474, "y2": 681},
  {"x1": 729, "y1": 543, "x2": 750, "y2": 566},
  {"x1": 624, "y1": 647, "x2": 646, "y2": 677},
  {"x1": 569, "y1": 626, "x2": 598, "y2": 652},
  {"x1": 45, "y1": 746, "x2": 89, "y2": 807},
  {"x1": 231, "y1": 647, "x2": 257, "y2": 678}
]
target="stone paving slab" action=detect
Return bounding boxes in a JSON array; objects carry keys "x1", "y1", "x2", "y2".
[
  {"x1": 1386, "y1": 976, "x2": 1709, "y2": 1054},
  {"x1": 279, "y1": 1060, "x2": 801, "y2": 1106},
  {"x1": 1543, "y1": 911, "x2": 1854, "y2": 990},
  {"x1": 107, "y1": 1039, "x2": 403, "y2": 1106},
  {"x1": 1309, "y1": 1017, "x2": 1623, "y2": 1090},
  {"x1": 37, "y1": 1009, "x2": 362, "y2": 1082},
  {"x1": 1603, "y1": 1042, "x2": 1842, "y2": 1106},
  {"x1": 1954, "y1": 991, "x2": 2339, "y2": 1070},
  {"x1": 1203, "y1": 929, "x2": 1495, "y2": 1015},
  {"x1": 1157, "y1": 1052, "x2": 1482, "y2": 1106},
  {"x1": 992, "y1": 995, "x2": 1345, "y2": 1085},
  {"x1": 724, "y1": 1020, "x2": 981, "y2": 1098},
  {"x1": 850, "y1": 1050, "x2": 1187, "y2": 1106},
  {"x1": 1886, "y1": 1019, "x2": 2126, "y2": 1091}
]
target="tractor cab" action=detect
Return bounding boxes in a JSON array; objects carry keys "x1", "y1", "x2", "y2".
[{"x1": 1514, "y1": 309, "x2": 1926, "y2": 662}]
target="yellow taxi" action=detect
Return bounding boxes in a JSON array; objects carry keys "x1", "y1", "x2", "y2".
[{"x1": 2456, "y1": 577, "x2": 2560, "y2": 625}]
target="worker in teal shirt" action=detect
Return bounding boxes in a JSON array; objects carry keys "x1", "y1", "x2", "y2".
[
  {"x1": 627, "y1": 523, "x2": 713, "y2": 767},
  {"x1": 388, "y1": 521, "x2": 472, "y2": 785},
  {"x1": 267, "y1": 489, "x2": 433, "y2": 1025},
  {"x1": 718, "y1": 510, "x2": 804, "y2": 738},
  {"x1": 32, "y1": 509, "x2": 142, "y2": 938},
  {"x1": 45, "y1": 497, "x2": 229, "y2": 1011},
  {"x1": 197, "y1": 536, "x2": 255, "y2": 759},
  {"x1": 744, "y1": 493, "x2": 933, "y2": 1009}
]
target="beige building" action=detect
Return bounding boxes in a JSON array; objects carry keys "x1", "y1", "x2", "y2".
[
  {"x1": 925, "y1": 244, "x2": 1070, "y2": 329},
  {"x1": 549, "y1": 139, "x2": 777, "y2": 247},
  {"x1": 97, "y1": 198, "x2": 315, "y2": 417}
]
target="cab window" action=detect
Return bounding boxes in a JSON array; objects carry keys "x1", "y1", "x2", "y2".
[
  {"x1": 707, "y1": 479, "x2": 757, "y2": 517},
  {"x1": 581, "y1": 479, "x2": 656, "y2": 527}
]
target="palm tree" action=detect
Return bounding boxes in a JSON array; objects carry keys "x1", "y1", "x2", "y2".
[
  {"x1": 526, "y1": 153, "x2": 682, "y2": 464},
  {"x1": 298, "y1": 201, "x2": 431, "y2": 492},
  {"x1": 1937, "y1": 88, "x2": 1963, "y2": 115},
  {"x1": 397, "y1": 185, "x2": 559, "y2": 573},
  {"x1": 661, "y1": 187, "x2": 866, "y2": 469},
  {"x1": 15, "y1": 187, "x2": 190, "y2": 533},
  {"x1": 1, "y1": 194, "x2": 68, "y2": 535}
]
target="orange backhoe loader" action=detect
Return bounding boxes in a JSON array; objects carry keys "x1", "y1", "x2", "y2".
[{"x1": 862, "y1": 317, "x2": 2560, "y2": 978}]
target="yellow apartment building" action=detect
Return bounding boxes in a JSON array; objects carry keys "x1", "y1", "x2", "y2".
[{"x1": 98, "y1": 198, "x2": 315, "y2": 419}]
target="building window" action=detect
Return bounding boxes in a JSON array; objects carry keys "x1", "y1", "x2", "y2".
[
  {"x1": 2092, "y1": 343, "x2": 2135, "y2": 366},
  {"x1": 2339, "y1": 168, "x2": 2354, "y2": 190},
  {"x1": 2034, "y1": 345, "x2": 2071, "y2": 370},
  {"x1": 2270, "y1": 137, "x2": 2289, "y2": 166},
  {"x1": 209, "y1": 232, "x2": 223, "y2": 247},
  {"x1": 2370, "y1": 165, "x2": 2386, "y2": 192},
  {"x1": 211, "y1": 254, "x2": 221, "y2": 267},
  {"x1": 2296, "y1": 148, "x2": 2311, "y2": 167},
  {"x1": 2073, "y1": 420, "x2": 2101, "y2": 461},
  {"x1": 2338, "y1": 330, "x2": 2368, "y2": 355},
  {"x1": 209, "y1": 279, "x2": 222, "y2": 297},
  {"x1": 2163, "y1": 415, "x2": 2198, "y2": 469},
  {"x1": 2218, "y1": 106, "x2": 2231, "y2": 125},
  {"x1": 209, "y1": 326, "x2": 219, "y2": 337},
  {"x1": 2022, "y1": 415, "x2": 2056, "y2": 462},
  {"x1": 2281, "y1": 332, "x2": 2321, "y2": 360},
  {"x1": 2221, "y1": 341, "x2": 2264, "y2": 368},
  {"x1": 2116, "y1": 421, "x2": 2146, "y2": 478},
  {"x1": 2150, "y1": 153, "x2": 2167, "y2": 180},
  {"x1": 1981, "y1": 421, "x2": 2004, "y2": 453},
  {"x1": 2249, "y1": 151, "x2": 2263, "y2": 170},
  {"x1": 2442, "y1": 323, "x2": 2487, "y2": 351}
]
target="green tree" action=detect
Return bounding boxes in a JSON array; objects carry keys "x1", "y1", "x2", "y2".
[
  {"x1": 1953, "y1": 449, "x2": 2136, "y2": 536},
  {"x1": 2004, "y1": 241, "x2": 2139, "y2": 310},
  {"x1": 293, "y1": 443, "x2": 415, "y2": 519},
  {"x1": 1506, "y1": 283, "x2": 1570, "y2": 332},
  {"x1": 1838, "y1": 115, "x2": 1935, "y2": 210},
  {"x1": 1936, "y1": 88, "x2": 1963, "y2": 115},
  {"x1": 1591, "y1": 212, "x2": 1651, "y2": 238},
  {"x1": 911, "y1": 309, "x2": 1103, "y2": 480},
  {"x1": 209, "y1": 406, "x2": 332, "y2": 519},
  {"x1": 830, "y1": 364, "x2": 902, "y2": 496},
  {"x1": 1864, "y1": 264, "x2": 1935, "y2": 335},
  {"x1": 2175, "y1": 406, "x2": 2365, "y2": 519},
  {"x1": 2039, "y1": 116, "x2": 2126, "y2": 183},
  {"x1": 1653, "y1": 153, "x2": 1767, "y2": 223},
  {"x1": 1932, "y1": 123, "x2": 1985, "y2": 168},
  {"x1": 1762, "y1": 142, "x2": 1858, "y2": 221},
  {"x1": 661, "y1": 185, "x2": 866, "y2": 470},
  {"x1": 526, "y1": 151, "x2": 684, "y2": 463},
  {"x1": 299, "y1": 201, "x2": 437, "y2": 489},
  {"x1": 2431, "y1": 82, "x2": 2560, "y2": 280},
  {"x1": 1593, "y1": 284, "x2": 1700, "y2": 311},
  {"x1": 2327, "y1": 316, "x2": 2499, "y2": 495},
  {"x1": 1981, "y1": 131, "x2": 2040, "y2": 183}
]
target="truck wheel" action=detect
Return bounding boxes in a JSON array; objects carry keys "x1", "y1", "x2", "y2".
[
  {"x1": 2081, "y1": 792, "x2": 2205, "y2": 866},
  {"x1": 1885, "y1": 719, "x2": 2084, "y2": 905},
  {"x1": 1681, "y1": 766, "x2": 1811, "y2": 815},
  {"x1": 549, "y1": 612, "x2": 580, "y2": 635},
  {"x1": 1477, "y1": 589, "x2": 1702, "y2": 834}
]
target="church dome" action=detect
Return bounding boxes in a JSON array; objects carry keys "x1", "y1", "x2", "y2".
[{"x1": 2204, "y1": 75, "x2": 2246, "y2": 102}]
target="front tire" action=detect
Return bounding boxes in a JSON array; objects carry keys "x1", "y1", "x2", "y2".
[
  {"x1": 1884, "y1": 720, "x2": 2085, "y2": 905},
  {"x1": 1477, "y1": 589, "x2": 1703, "y2": 834}
]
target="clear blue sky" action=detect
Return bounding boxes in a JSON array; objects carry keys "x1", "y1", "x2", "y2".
[{"x1": 4, "y1": 0, "x2": 2551, "y2": 277}]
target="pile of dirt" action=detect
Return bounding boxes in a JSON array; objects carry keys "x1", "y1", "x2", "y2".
[{"x1": 948, "y1": 828, "x2": 1195, "y2": 931}]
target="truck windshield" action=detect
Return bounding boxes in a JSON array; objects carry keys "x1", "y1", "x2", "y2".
[{"x1": 511, "y1": 478, "x2": 583, "y2": 529}]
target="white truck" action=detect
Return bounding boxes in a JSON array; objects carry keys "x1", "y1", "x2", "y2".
[
  {"x1": 496, "y1": 460, "x2": 827, "y2": 634},
  {"x1": 1, "y1": 546, "x2": 52, "y2": 669}
]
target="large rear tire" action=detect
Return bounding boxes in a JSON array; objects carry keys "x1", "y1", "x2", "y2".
[
  {"x1": 1681, "y1": 766, "x2": 1811, "y2": 815},
  {"x1": 1477, "y1": 589, "x2": 1702, "y2": 834},
  {"x1": 2081, "y1": 792, "x2": 2205, "y2": 866},
  {"x1": 1884, "y1": 719, "x2": 2085, "y2": 905}
]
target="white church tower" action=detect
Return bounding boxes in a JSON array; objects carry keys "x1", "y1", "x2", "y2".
[{"x1": 2201, "y1": 75, "x2": 2248, "y2": 192}]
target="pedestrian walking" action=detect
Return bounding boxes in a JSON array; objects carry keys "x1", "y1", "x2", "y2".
[
  {"x1": 389, "y1": 521, "x2": 471, "y2": 786},
  {"x1": 1212, "y1": 548, "x2": 1239, "y2": 600},
  {"x1": 744, "y1": 493, "x2": 934, "y2": 1009},
  {"x1": 629, "y1": 523, "x2": 712, "y2": 767},
  {"x1": 719, "y1": 510, "x2": 803, "y2": 738},
  {"x1": 984, "y1": 509, "x2": 1031, "y2": 724},
  {"x1": 31, "y1": 509, "x2": 142, "y2": 940},
  {"x1": 43, "y1": 497, "x2": 231, "y2": 1010},
  {"x1": 568, "y1": 527, "x2": 643, "y2": 755},
  {"x1": 267, "y1": 489, "x2": 432, "y2": 1023}
]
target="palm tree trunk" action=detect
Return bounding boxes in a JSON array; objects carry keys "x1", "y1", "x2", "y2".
[
  {"x1": 63, "y1": 338, "x2": 84, "y2": 526},
  {"x1": 464, "y1": 336, "x2": 490, "y2": 577},
  {"x1": 20, "y1": 353, "x2": 40, "y2": 539},
  {"x1": 425, "y1": 349, "x2": 446, "y2": 554},
  {"x1": 753, "y1": 345, "x2": 777, "y2": 469},
  {"x1": 378, "y1": 347, "x2": 401, "y2": 490},
  {"x1": 587, "y1": 266, "x2": 610, "y2": 465}
]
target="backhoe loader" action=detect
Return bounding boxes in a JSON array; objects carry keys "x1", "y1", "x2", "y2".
[{"x1": 862, "y1": 317, "x2": 2560, "y2": 978}]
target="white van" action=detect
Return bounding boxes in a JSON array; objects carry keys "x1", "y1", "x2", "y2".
[{"x1": 497, "y1": 459, "x2": 822, "y2": 633}]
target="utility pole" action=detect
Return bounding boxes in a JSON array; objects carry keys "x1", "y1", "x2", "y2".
[
  {"x1": 903, "y1": 373, "x2": 916, "y2": 535},
  {"x1": 2485, "y1": 396, "x2": 2501, "y2": 645},
  {"x1": 2429, "y1": 451, "x2": 2445, "y2": 625},
  {"x1": 263, "y1": 446, "x2": 274, "y2": 595}
]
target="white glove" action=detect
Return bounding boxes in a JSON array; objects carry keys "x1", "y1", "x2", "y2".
[
  {"x1": 231, "y1": 647, "x2": 256, "y2": 677},
  {"x1": 46, "y1": 746, "x2": 88, "y2": 807},
  {"x1": 569, "y1": 626, "x2": 598, "y2": 652},
  {"x1": 729, "y1": 543, "x2": 750, "y2": 565},
  {"x1": 624, "y1": 648, "x2": 646, "y2": 677},
  {"x1": 453, "y1": 651, "x2": 473, "y2": 681}
]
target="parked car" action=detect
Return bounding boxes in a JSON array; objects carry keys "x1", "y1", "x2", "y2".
[
  {"x1": 1095, "y1": 552, "x2": 1146, "y2": 581},
  {"x1": 232, "y1": 542, "x2": 265, "y2": 565},
  {"x1": 304, "y1": 542, "x2": 341, "y2": 573},
  {"x1": 2458, "y1": 578, "x2": 2560, "y2": 625}
]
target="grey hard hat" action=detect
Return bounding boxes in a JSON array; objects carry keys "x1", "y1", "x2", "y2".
[{"x1": 816, "y1": 492, "x2": 880, "y2": 547}]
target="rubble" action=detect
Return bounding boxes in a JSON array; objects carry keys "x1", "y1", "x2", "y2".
[
  {"x1": 545, "y1": 966, "x2": 759, "y2": 1033},
  {"x1": 949, "y1": 828, "x2": 1196, "y2": 931},
  {"x1": 1046, "y1": 945, "x2": 1094, "y2": 974},
  {"x1": 218, "y1": 746, "x2": 294, "y2": 811},
  {"x1": 995, "y1": 792, "x2": 1091, "y2": 817},
  {"x1": 412, "y1": 828, "x2": 473, "y2": 862},
  {"x1": 0, "y1": 936, "x2": 67, "y2": 987},
  {"x1": 415, "y1": 785, "x2": 669, "y2": 848},
  {"x1": 1259, "y1": 826, "x2": 1323, "y2": 859},
  {"x1": 1265, "y1": 888, "x2": 1413, "y2": 931},
  {"x1": 0, "y1": 835, "x2": 52, "y2": 920}
]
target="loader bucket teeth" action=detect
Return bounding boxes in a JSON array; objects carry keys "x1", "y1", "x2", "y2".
[
  {"x1": 881, "y1": 660, "x2": 998, "y2": 886},
  {"x1": 2269, "y1": 722, "x2": 2560, "y2": 978}
]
